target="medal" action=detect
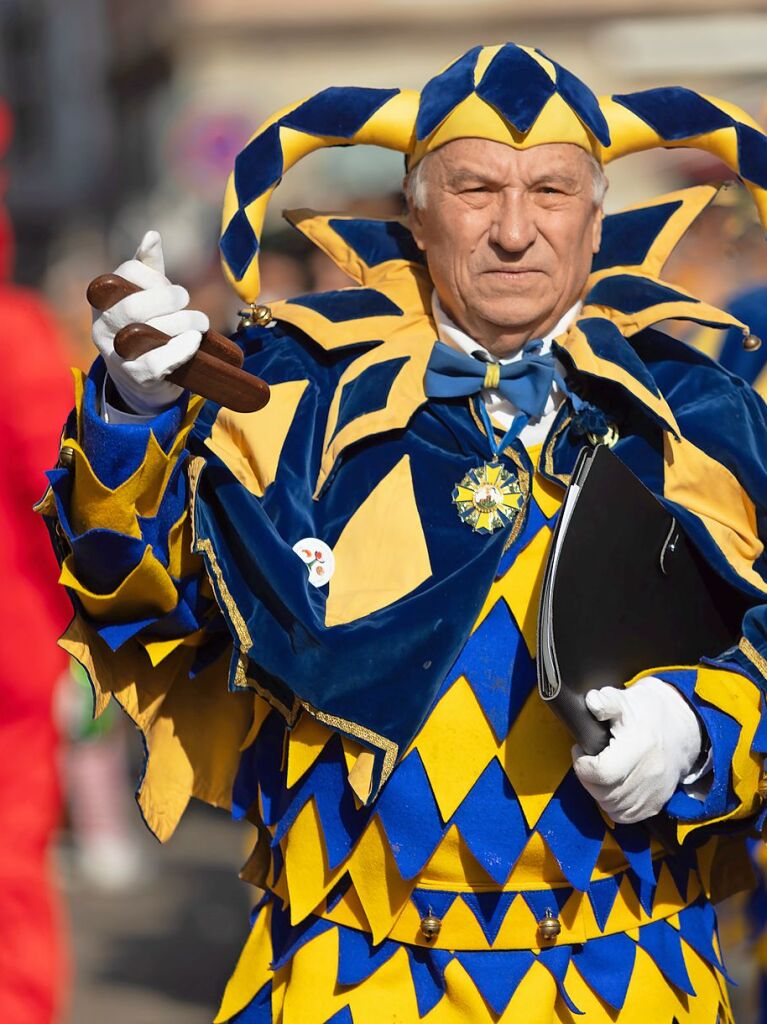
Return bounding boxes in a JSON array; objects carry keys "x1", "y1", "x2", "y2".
[{"x1": 453, "y1": 460, "x2": 524, "y2": 534}]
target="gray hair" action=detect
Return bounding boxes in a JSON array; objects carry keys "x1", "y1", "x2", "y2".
[{"x1": 404, "y1": 149, "x2": 608, "y2": 211}]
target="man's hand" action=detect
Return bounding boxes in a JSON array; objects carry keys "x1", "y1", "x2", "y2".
[
  {"x1": 92, "y1": 230, "x2": 209, "y2": 415},
  {"x1": 572, "y1": 678, "x2": 703, "y2": 824}
]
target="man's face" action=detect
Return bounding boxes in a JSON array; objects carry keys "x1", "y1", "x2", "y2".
[{"x1": 408, "y1": 138, "x2": 604, "y2": 356}]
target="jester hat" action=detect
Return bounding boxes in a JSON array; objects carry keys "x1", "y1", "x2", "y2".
[{"x1": 220, "y1": 42, "x2": 767, "y2": 303}]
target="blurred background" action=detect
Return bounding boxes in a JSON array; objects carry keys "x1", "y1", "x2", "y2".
[{"x1": 1, "y1": 1, "x2": 766, "y2": 1022}]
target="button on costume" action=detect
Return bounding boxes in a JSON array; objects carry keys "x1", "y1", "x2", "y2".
[{"x1": 38, "y1": 44, "x2": 767, "y2": 1024}]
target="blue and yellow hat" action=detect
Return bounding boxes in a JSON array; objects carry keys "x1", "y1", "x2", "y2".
[{"x1": 220, "y1": 42, "x2": 767, "y2": 303}]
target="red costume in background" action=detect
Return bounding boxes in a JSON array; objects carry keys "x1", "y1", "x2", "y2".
[{"x1": 0, "y1": 103, "x2": 72, "y2": 1024}]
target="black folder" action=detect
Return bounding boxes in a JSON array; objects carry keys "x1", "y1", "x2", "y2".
[{"x1": 536, "y1": 444, "x2": 747, "y2": 755}]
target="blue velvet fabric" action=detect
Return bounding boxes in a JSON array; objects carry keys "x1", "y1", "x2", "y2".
[
  {"x1": 287, "y1": 288, "x2": 403, "y2": 322},
  {"x1": 585, "y1": 274, "x2": 697, "y2": 316},
  {"x1": 48, "y1": 219, "x2": 767, "y2": 1024},
  {"x1": 220, "y1": 209, "x2": 260, "y2": 282},
  {"x1": 718, "y1": 284, "x2": 767, "y2": 381},
  {"x1": 234, "y1": 123, "x2": 284, "y2": 207},
  {"x1": 280, "y1": 87, "x2": 400, "y2": 140},
  {"x1": 328, "y1": 218, "x2": 424, "y2": 268},
  {"x1": 80, "y1": 360, "x2": 187, "y2": 487},
  {"x1": 576, "y1": 316, "x2": 662, "y2": 397},
  {"x1": 591, "y1": 201, "x2": 682, "y2": 273},
  {"x1": 332, "y1": 356, "x2": 410, "y2": 442},
  {"x1": 543, "y1": 52, "x2": 611, "y2": 146},
  {"x1": 658, "y1": 667, "x2": 744, "y2": 824},
  {"x1": 190, "y1": 321, "x2": 536, "y2": 796},
  {"x1": 475, "y1": 44, "x2": 556, "y2": 134},
  {"x1": 613, "y1": 88, "x2": 733, "y2": 141},
  {"x1": 415, "y1": 46, "x2": 481, "y2": 141},
  {"x1": 736, "y1": 122, "x2": 767, "y2": 189}
]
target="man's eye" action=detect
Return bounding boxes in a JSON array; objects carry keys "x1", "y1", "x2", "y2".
[{"x1": 538, "y1": 186, "x2": 563, "y2": 195}]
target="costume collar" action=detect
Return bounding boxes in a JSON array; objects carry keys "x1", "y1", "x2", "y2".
[{"x1": 268, "y1": 185, "x2": 749, "y2": 494}]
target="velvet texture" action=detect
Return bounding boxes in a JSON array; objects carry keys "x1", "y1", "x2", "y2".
[
  {"x1": 613, "y1": 87, "x2": 767, "y2": 189},
  {"x1": 475, "y1": 45, "x2": 556, "y2": 134},
  {"x1": 415, "y1": 46, "x2": 481, "y2": 141},
  {"x1": 327, "y1": 218, "x2": 424, "y2": 268},
  {"x1": 718, "y1": 284, "x2": 767, "y2": 382},
  {"x1": 541, "y1": 50, "x2": 611, "y2": 146},
  {"x1": 191, "y1": 322, "x2": 531, "y2": 794},
  {"x1": 287, "y1": 287, "x2": 403, "y2": 322},
  {"x1": 591, "y1": 201, "x2": 683, "y2": 273}
]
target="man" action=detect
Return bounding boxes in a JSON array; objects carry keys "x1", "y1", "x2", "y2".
[{"x1": 40, "y1": 44, "x2": 767, "y2": 1023}]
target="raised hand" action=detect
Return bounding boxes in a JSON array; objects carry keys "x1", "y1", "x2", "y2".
[{"x1": 91, "y1": 230, "x2": 208, "y2": 415}]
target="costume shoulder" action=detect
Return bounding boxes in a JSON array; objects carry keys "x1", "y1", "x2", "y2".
[{"x1": 635, "y1": 325, "x2": 767, "y2": 496}]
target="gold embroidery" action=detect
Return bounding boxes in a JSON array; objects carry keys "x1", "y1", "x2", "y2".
[
  {"x1": 542, "y1": 414, "x2": 573, "y2": 484},
  {"x1": 739, "y1": 637, "x2": 767, "y2": 684},
  {"x1": 299, "y1": 699, "x2": 398, "y2": 791},
  {"x1": 187, "y1": 455, "x2": 398, "y2": 776}
]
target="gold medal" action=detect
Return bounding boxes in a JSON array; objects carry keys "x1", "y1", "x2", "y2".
[{"x1": 452, "y1": 461, "x2": 524, "y2": 533}]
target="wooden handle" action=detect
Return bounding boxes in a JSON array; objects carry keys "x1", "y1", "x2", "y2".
[
  {"x1": 88, "y1": 273, "x2": 244, "y2": 367},
  {"x1": 87, "y1": 272, "x2": 270, "y2": 413}
]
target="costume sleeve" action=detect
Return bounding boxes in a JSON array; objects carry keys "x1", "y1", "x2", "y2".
[
  {"x1": 630, "y1": 330, "x2": 767, "y2": 844},
  {"x1": 627, "y1": 660, "x2": 767, "y2": 844},
  {"x1": 36, "y1": 357, "x2": 256, "y2": 841}
]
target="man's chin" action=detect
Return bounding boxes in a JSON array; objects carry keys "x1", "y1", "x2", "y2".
[{"x1": 473, "y1": 301, "x2": 546, "y2": 333}]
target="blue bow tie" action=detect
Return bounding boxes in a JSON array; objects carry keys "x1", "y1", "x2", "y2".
[{"x1": 424, "y1": 339, "x2": 555, "y2": 421}]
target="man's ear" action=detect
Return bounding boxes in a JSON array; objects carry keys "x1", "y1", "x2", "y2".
[
  {"x1": 404, "y1": 180, "x2": 427, "y2": 253},
  {"x1": 591, "y1": 206, "x2": 604, "y2": 255}
]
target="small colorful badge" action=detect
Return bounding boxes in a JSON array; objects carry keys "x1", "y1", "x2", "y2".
[
  {"x1": 453, "y1": 461, "x2": 524, "y2": 534},
  {"x1": 292, "y1": 538, "x2": 335, "y2": 588}
]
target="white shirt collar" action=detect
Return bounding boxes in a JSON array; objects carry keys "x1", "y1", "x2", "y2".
[{"x1": 431, "y1": 291, "x2": 580, "y2": 364}]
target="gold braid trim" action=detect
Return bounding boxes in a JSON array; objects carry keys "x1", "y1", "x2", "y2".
[
  {"x1": 299, "y1": 700, "x2": 399, "y2": 792},
  {"x1": 188, "y1": 454, "x2": 299, "y2": 723},
  {"x1": 187, "y1": 456, "x2": 397, "y2": 783},
  {"x1": 542, "y1": 413, "x2": 573, "y2": 484},
  {"x1": 739, "y1": 637, "x2": 767, "y2": 685}
]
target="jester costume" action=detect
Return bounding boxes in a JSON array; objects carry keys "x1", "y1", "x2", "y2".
[
  {"x1": 38, "y1": 45, "x2": 767, "y2": 1023},
  {"x1": 691, "y1": 285, "x2": 767, "y2": 1018}
]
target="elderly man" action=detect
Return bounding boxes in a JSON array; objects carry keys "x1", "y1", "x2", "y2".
[{"x1": 41, "y1": 44, "x2": 767, "y2": 1024}]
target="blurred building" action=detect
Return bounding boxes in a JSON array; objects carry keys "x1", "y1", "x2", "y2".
[
  {"x1": 0, "y1": 0, "x2": 173, "y2": 284},
  {"x1": 1, "y1": 0, "x2": 766, "y2": 291}
]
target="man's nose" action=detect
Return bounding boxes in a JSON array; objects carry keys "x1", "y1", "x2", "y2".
[{"x1": 488, "y1": 191, "x2": 537, "y2": 254}]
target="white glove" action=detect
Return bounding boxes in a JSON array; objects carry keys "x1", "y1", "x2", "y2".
[
  {"x1": 92, "y1": 230, "x2": 208, "y2": 415},
  {"x1": 572, "y1": 678, "x2": 703, "y2": 824}
]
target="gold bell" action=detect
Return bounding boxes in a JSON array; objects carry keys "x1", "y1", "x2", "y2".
[
  {"x1": 238, "y1": 304, "x2": 273, "y2": 328},
  {"x1": 419, "y1": 911, "x2": 442, "y2": 941},
  {"x1": 537, "y1": 908, "x2": 561, "y2": 941},
  {"x1": 758, "y1": 773, "x2": 767, "y2": 800},
  {"x1": 743, "y1": 332, "x2": 762, "y2": 351},
  {"x1": 57, "y1": 444, "x2": 76, "y2": 470}
]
